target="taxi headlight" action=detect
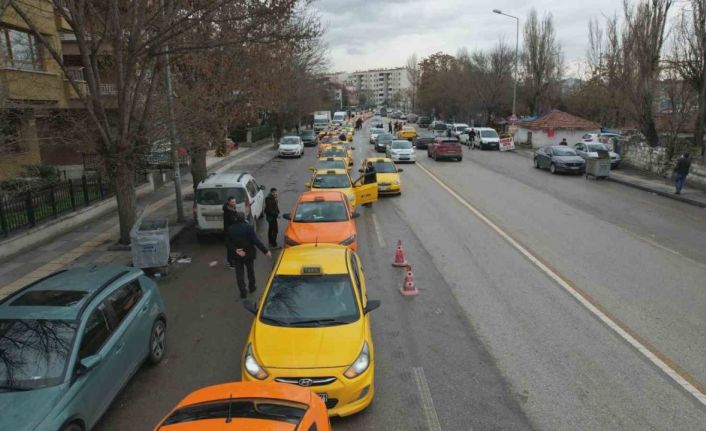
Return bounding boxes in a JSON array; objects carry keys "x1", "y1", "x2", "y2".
[
  {"x1": 393, "y1": 179, "x2": 400, "y2": 185},
  {"x1": 340, "y1": 234, "x2": 356, "y2": 246},
  {"x1": 344, "y1": 342, "x2": 370, "y2": 379},
  {"x1": 244, "y1": 344, "x2": 268, "y2": 380}
]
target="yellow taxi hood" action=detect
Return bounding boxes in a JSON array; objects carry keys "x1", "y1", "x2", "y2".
[
  {"x1": 253, "y1": 320, "x2": 365, "y2": 368},
  {"x1": 376, "y1": 173, "x2": 399, "y2": 183},
  {"x1": 286, "y1": 221, "x2": 355, "y2": 245}
]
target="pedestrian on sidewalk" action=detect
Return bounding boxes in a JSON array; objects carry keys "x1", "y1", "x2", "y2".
[
  {"x1": 223, "y1": 196, "x2": 240, "y2": 269},
  {"x1": 559, "y1": 138, "x2": 568, "y2": 146},
  {"x1": 674, "y1": 153, "x2": 691, "y2": 195},
  {"x1": 264, "y1": 188, "x2": 281, "y2": 248},
  {"x1": 226, "y1": 212, "x2": 271, "y2": 299}
]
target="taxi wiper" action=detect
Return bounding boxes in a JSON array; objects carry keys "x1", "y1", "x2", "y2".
[
  {"x1": 289, "y1": 318, "x2": 350, "y2": 326},
  {"x1": 260, "y1": 317, "x2": 292, "y2": 326}
]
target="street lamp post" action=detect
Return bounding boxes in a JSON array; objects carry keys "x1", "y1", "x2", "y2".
[{"x1": 493, "y1": 9, "x2": 519, "y2": 122}]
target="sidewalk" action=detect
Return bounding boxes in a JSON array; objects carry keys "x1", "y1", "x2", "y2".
[
  {"x1": 511, "y1": 147, "x2": 706, "y2": 208},
  {"x1": 0, "y1": 143, "x2": 276, "y2": 299}
]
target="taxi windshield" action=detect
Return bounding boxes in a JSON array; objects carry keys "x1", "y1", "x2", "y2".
[
  {"x1": 322, "y1": 148, "x2": 346, "y2": 158},
  {"x1": 294, "y1": 201, "x2": 348, "y2": 222},
  {"x1": 315, "y1": 160, "x2": 346, "y2": 170},
  {"x1": 371, "y1": 162, "x2": 397, "y2": 173},
  {"x1": 313, "y1": 174, "x2": 351, "y2": 189},
  {"x1": 260, "y1": 275, "x2": 360, "y2": 327}
]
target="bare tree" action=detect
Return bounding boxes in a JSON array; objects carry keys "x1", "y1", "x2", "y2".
[
  {"x1": 470, "y1": 40, "x2": 514, "y2": 124},
  {"x1": 521, "y1": 9, "x2": 563, "y2": 115},
  {"x1": 405, "y1": 54, "x2": 420, "y2": 112}
]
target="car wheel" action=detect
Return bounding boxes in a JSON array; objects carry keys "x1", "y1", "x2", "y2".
[
  {"x1": 549, "y1": 163, "x2": 557, "y2": 174},
  {"x1": 148, "y1": 319, "x2": 166, "y2": 365},
  {"x1": 534, "y1": 158, "x2": 540, "y2": 169},
  {"x1": 60, "y1": 423, "x2": 83, "y2": 431},
  {"x1": 458, "y1": 157, "x2": 463, "y2": 162}
]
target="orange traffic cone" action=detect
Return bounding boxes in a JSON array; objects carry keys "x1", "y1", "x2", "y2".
[
  {"x1": 392, "y1": 240, "x2": 408, "y2": 267},
  {"x1": 399, "y1": 264, "x2": 418, "y2": 296}
]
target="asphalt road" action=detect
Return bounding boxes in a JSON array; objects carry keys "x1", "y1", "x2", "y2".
[{"x1": 96, "y1": 121, "x2": 706, "y2": 430}]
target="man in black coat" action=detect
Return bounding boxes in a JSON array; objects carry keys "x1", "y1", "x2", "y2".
[
  {"x1": 222, "y1": 196, "x2": 240, "y2": 268},
  {"x1": 226, "y1": 213, "x2": 271, "y2": 298},
  {"x1": 674, "y1": 153, "x2": 691, "y2": 195},
  {"x1": 264, "y1": 188, "x2": 281, "y2": 248}
]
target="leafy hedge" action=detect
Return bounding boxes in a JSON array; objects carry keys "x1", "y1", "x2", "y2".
[{"x1": 251, "y1": 124, "x2": 272, "y2": 142}]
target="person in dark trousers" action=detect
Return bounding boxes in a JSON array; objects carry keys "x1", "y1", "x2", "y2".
[
  {"x1": 468, "y1": 129, "x2": 476, "y2": 149},
  {"x1": 674, "y1": 153, "x2": 691, "y2": 194},
  {"x1": 360, "y1": 162, "x2": 377, "y2": 207},
  {"x1": 388, "y1": 122, "x2": 393, "y2": 133},
  {"x1": 226, "y1": 212, "x2": 271, "y2": 298},
  {"x1": 223, "y1": 196, "x2": 240, "y2": 268},
  {"x1": 264, "y1": 188, "x2": 281, "y2": 248}
]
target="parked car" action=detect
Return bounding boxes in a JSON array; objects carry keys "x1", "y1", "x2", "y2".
[
  {"x1": 573, "y1": 142, "x2": 621, "y2": 168},
  {"x1": 375, "y1": 133, "x2": 394, "y2": 153},
  {"x1": 428, "y1": 138, "x2": 463, "y2": 161},
  {"x1": 386, "y1": 139, "x2": 417, "y2": 163},
  {"x1": 195, "y1": 172, "x2": 266, "y2": 230},
  {"x1": 534, "y1": 145, "x2": 586, "y2": 174},
  {"x1": 472, "y1": 127, "x2": 501, "y2": 150},
  {"x1": 418, "y1": 116, "x2": 431, "y2": 128},
  {"x1": 299, "y1": 129, "x2": 318, "y2": 147},
  {"x1": 0, "y1": 265, "x2": 166, "y2": 431},
  {"x1": 278, "y1": 136, "x2": 304, "y2": 158},
  {"x1": 451, "y1": 123, "x2": 469, "y2": 138},
  {"x1": 413, "y1": 136, "x2": 435, "y2": 150}
]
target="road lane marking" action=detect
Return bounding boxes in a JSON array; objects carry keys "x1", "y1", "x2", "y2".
[
  {"x1": 416, "y1": 162, "x2": 706, "y2": 407},
  {"x1": 412, "y1": 367, "x2": 443, "y2": 431},
  {"x1": 371, "y1": 213, "x2": 386, "y2": 248}
]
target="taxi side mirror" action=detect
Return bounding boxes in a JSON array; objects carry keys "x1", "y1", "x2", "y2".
[
  {"x1": 364, "y1": 299, "x2": 381, "y2": 314},
  {"x1": 351, "y1": 212, "x2": 360, "y2": 219},
  {"x1": 397, "y1": 168, "x2": 404, "y2": 172},
  {"x1": 243, "y1": 299, "x2": 258, "y2": 315},
  {"x1": 304, "y1": 182, "x2": 312, "y2": 188},
  {"x1": 283, "y1": 213, "x2": 291, "y2": 220}
]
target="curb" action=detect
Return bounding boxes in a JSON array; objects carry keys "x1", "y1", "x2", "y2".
[{"x1": 606, "y1": 176, "x2": 706, "y2": 209}]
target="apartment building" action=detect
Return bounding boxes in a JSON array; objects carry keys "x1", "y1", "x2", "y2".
[{"x1": 350, "y1": 67, "x2": 411, "y2": 107}]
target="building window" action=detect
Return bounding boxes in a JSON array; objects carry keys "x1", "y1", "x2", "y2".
[{"x1": 0, "y1": 27, "x2": 44, "y2": 71}]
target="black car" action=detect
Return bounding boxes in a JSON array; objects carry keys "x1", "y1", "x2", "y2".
[
  {"x1": 375, "y1": 133, "x2": 394, "y2": 153},
  {"x1": 418, "y1": 116, "x2": 431, "y2": 128},
  {"x1": 413, "y1": 136, "x2": 435, "y2": 150},
  {"x1": 299, "y1": 129, "x2": 317, "y2": 147},
  {"x1": 534, "y1": 146, "x2": 586, "y2": 174}
]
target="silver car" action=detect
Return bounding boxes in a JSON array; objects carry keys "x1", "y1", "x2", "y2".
[{"x1": 573, "y1": 142, "x2": 621, "y2": 168}]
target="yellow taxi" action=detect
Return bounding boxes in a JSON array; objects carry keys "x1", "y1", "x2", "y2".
[
  {"x1": 398, "y1": 125, "x2": 417, "y2": 140},
  {"x1": 360, "y1": 157, "x2": 404, "y2": 195},
  {"x1": 241, "y1": 244, "x2": 381, "y2": 417},
  {"x1": 320, "y1": 144, "x2": 353, "y2": 168},
  {"x1": 304, "y1": 169, "x2": 377, "y2": 211},
  {"x1": 283, "y1": 190, "x2": 359, "y2": 250}
]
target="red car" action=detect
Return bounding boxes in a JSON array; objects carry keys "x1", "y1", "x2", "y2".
[{"x1": 428, "y1": 137, "x2": 463, "y2": 161}]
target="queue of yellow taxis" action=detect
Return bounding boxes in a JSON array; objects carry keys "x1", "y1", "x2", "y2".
[
  {"x1": 241, "y1": 244, "x2": 381, "y2": 417},
  {"x1": 283, "y1": 190, "x2": 359, "y2": 250},
  {"x1": 320, "y1": 144, "x2": 353, "y2": 169},
  {"x1": 360, "y1": 157, "x2": 404, "y2": 195},
  {"x1": 304, "y1": 168, "x2": 377, "y2": 211}
]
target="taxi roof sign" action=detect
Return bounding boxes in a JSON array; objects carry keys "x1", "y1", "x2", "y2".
[{"x1": 301, "y1": 265, "x2": 322, "y2": 275}]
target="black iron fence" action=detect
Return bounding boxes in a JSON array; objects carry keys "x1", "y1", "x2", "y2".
[{"x1": 0, "y1": 174, "x2": 130, "y2": 237}]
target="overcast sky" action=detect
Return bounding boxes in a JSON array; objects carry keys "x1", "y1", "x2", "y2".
[{"x1": 311, "y1": 0, "x2": 682, "y2": 76}]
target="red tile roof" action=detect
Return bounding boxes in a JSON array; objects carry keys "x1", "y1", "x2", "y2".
[{"x1": 521, "y1": 110, "x2": 601, "y2": 130}]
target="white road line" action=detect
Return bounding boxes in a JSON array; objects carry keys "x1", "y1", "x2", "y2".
[
  {"x1": 371, "y1": 213, "x2": 386, "y2": 248},
  {"x1": 412, "y1": 367, "x2": 443, "y2": 431},
  {"x1": 417, "y1": 162, "x2": 706, "y2": 407}
]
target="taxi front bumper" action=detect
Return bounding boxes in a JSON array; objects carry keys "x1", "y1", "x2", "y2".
[
  {"x1": 241, "y1": 363, "x2": 375, "y2": 417},
  {"x1": 378, "y1": 182, "x2": 401, "y2": 195}
]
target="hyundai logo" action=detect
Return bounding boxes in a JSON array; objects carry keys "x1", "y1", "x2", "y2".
[{"x1": 298, "y1": 378, "x2": 314, "y2": 387}]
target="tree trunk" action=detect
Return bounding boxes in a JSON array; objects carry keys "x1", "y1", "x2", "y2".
[
  {"x1": 694, "y1": 83, "x2": 706, "y2": 150},
  {"x1": 642, "y1": 114, "x2": 660, "y2": 147},
  {"x1": 110, "y1": 159, "x2": 137, "y2": 245},
  {"x1": 190, "y1": 145, "x2": 208, "y2": 196}
]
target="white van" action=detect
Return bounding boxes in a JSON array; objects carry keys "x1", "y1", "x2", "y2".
[
  {"x1": 332, "y1": 111, "x2": 347, "y2": 125},
  {"x1": 473, "y1": 127, "x2": 500, "y2": 150},
  {"x1": 194, "y1": 172, "x2": 265, "y2": 233}
]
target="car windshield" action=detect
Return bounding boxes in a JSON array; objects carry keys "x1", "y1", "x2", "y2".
[
  {"x1": 260, "y1": 275, "x2": 359, "y2": 326},
  {"x1": 196, "y1": 187, "x2": 246, "y2": 206},
  {"x1": 480, "y1": 130, "x2": 498, "y2": 138},
  {"x1": 586, "y1": 143, "x2": 608, "y2": 152},
  {"x1": 313, "y1": 174, "x2": 351, "y2": 189},
  {"x1": 378, "y1": 134, "x2": 393, "y2": 143},
  {"x1": 371, "y1": 162, "x2": 397, "y2": 173},
  {"x1": 294, "y1": 201, "x2": 348, "y2": 222},
  {"x1": 281, "y1": 137, "x2": 300, "y2": 145},
  {"x1": 315, "y1": 160, "x2": 346, "y2": 170},
  {"x1": 456, "y1": 126, "x2": 468, "y2": 132},
  {"x1": 434, "y1": 123, "x2": 447, "y2": 130},
  {"x1": 322, "y1": 148, "x2": 346, "y2": 158},
  {"x1": 552, "y1": 147, "x2": 578, "y2": 156},
  {"x1": 162, "y1": 400, "x2": 307, "y2": 426},
  {"x1": 0, "y1": 319, "x2": 77, "y2": 390},
  {"x1": 391, "y1": 141, "x2": 412, "y2": 149},
  {"x1": 300, "y1": 131, "x2": 314, "y2": 137}
]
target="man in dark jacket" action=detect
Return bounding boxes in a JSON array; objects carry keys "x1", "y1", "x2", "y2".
[
  {"x1": 674, "y1": 153, "x2": 691, "y2": 194},
  {"x1": 264, "y1": 188, "x2": 281, "y2": 248},
  {"x1": 226, "y1": 213, "x2": 271, "y2": 298},
  {"x1": 223, "y1": 196, "x2": 240, "y2": 268}
]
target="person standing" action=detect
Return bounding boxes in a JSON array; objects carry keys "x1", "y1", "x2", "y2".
[
  {"x1": 559, "y1": 138, "x2": 568, "y2": 146},
  {"x1": 264, "y1": 188, "x2": 281, "y2": 248},
  {"x1": 226, "y1": 213, "x2": 271, "y2": 299},
  {"x1": 674, "y1": 153, "x2": 691, "y2": 195},
  {"x1": 388, "y1": 122, "x2": 393, "y2": 133},
  {"x1": 469, "y1": 128, "x2": 476, "y2": 149},
  {"x1": 223, "y1": 196, "x2": 240, "y2": 268}
]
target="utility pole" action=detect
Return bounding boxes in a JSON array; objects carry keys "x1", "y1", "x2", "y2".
[
  {"x1": 493, "y1": 9, "x2": 520, "y2": 122},
  {"x1": 161, "y1": 0, "x2": 184, "y2": 222}
]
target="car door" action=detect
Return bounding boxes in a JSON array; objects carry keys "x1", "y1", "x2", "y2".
[
  {"x1": 353, "y1": 179, "x2": 378, "y2": 206},
  {"x1": 539, "y1": 147, "x2": 551, "y2": 168},
  {"x1": 574, "y1": 143, "x2": 587, "y2": 159},
  {"x1": 245, "y1": 179, "x2": 261, "y2": 218}
]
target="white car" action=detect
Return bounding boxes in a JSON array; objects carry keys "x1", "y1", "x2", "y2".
[
  {"x1": 573, "y1": 142, "x2": 621, "y2": 168},
  {"x1": 194, "y1": 172, "x2": 266, "y2": 232},
  {"x1": 451, "y1": 123, "x2": 470, "y2": 138},
  {"x1": 472, "y1": 127, "x2": 500, "y2": 150},
  {"x1": 386, "y1": 139, "x2": 417, "y2": 163},
  {"x1": 370, "y1": 127, "x2": 387, "y2": 144},
  {"x1": 278, "y1": 136, "x2": 304, "y2": 158}
]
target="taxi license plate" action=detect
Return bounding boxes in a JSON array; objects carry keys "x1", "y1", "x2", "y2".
[
  {"x1": 317, "y1": 393, "x2": 328, "y2": 403},
  {"x1": 205, "y1": 215, "x2": 221, "y2": 221},
  {"x1": 380, "y1": 186, "x2": 390, "y2": 191}
]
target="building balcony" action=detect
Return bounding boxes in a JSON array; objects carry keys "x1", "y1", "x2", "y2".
[{"x1": 0, "y1": 67, "x2": 66, "y2": 107}]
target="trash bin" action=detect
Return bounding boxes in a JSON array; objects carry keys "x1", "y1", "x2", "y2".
[
  {"x1": 585, "y1": 149, "x2": 611, "y2": 180},
  {"x1": 131, "y1": 215, "x2": 170, "y2": 273}
]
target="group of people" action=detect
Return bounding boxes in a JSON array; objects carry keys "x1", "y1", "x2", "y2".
[
  {"x1": 221, "y1": 189, "x2": 282, "y2": 299},
  {"x1": 388, "y1": 121, "x2": 404, "y2": 133}
]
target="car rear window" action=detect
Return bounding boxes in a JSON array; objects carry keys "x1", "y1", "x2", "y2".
[
  {"x1": 161, "y1": 400, "x2": 306, "y2": 427},
  {"x1": 315, "y1": 160, "x2": 346, "y2": 170},
  {"x1": 434, "y1": 123, "x2": 447, "y2": 130},
  {"x1": 11, "y1": 290, "x2": 87, "y2": 307},
  {"x1": 313, "y1": 174, "x2": 351, "y2": 189},
  {"x1": 196, "y1": 187, "x2": 247, "y2": 206}
]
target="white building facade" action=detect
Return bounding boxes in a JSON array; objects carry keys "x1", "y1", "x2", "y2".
[{"x1": 350, "y1": 67, "x2": 411, "y2": 107}]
